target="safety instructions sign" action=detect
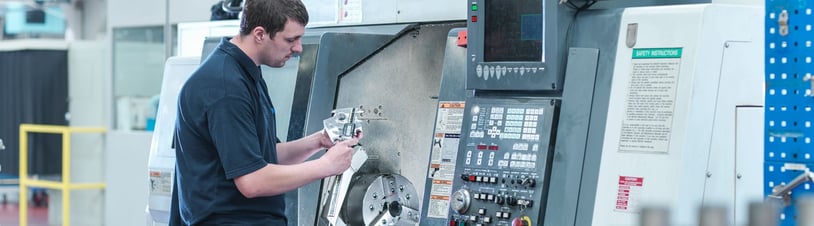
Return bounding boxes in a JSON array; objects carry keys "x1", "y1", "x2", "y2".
[
  {"x1": 619, "y1": 48, "x2": 682, "y2": 153},
  {"x1": 426, "y1": 102, "x2": 464, "y2": 219},
  {"x1": 615, "y1": 176, "x2": 644, "y2": 212}
]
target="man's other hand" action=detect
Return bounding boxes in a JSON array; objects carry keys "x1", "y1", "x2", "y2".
[{"x1": 319, "y1": 138, "x2": 359, "y2": 176}]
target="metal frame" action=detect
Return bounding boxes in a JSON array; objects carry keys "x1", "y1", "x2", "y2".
[{"x1": 18, "y1": 124, "x2": 106, "y2": 226}]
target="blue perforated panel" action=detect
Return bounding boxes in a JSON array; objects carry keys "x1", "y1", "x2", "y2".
[{"x1": 766, "y1": 1, "x2": 814, "y2": 225}]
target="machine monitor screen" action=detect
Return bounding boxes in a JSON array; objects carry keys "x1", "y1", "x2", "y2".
[{"x1": 484, "y1": 0, "x2": 544, "y2": 62}]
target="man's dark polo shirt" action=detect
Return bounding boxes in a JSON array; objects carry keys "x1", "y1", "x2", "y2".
[{"x1": 170, "y1": 37, "x2": 284, "y2": 226}]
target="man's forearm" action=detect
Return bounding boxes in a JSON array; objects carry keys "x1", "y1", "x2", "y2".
[
  {"x1": 234, "y1": 160, "x2": 329, "y2": 198},
  {"x1": 276, "y1": 132, "x2": 325, "y2": 164}
]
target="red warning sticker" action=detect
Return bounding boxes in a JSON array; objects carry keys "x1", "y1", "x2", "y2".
[{"x1": 615, "y1": 176, "x2": 644, "y2": 212}]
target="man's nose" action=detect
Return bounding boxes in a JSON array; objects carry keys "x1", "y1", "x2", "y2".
[{"x1": 292, "y1": 41, "x2": 303, "y2": 54}]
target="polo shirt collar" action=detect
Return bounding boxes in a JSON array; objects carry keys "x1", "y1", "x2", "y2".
[{"x1": 219, "y1": 37, "x2": 263, "y2": 82}]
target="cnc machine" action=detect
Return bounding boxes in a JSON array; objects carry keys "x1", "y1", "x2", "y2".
[{"x1": 419, "y1": 1, "x2": 765, "y2": 226}]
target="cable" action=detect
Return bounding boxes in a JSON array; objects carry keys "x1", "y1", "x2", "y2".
[
  {"x1": 561, "y1": 0, "x2": 598, "y2": 80},
  {"x1": 561, "y1": 0, "x2": 598, "y2": 11}
]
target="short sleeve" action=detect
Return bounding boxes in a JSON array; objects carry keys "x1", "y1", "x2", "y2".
[{"x1": 207, "y1": 95, "x2": 267, "y2": 179}]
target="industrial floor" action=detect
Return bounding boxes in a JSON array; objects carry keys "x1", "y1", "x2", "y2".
[{"x1": 0, "y1": 202, "x2": 48, "y2": 226}]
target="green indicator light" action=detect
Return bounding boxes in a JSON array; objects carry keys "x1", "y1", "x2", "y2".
[{"x1": 472, "y1": 5, "x2": 478, "y2": 11}]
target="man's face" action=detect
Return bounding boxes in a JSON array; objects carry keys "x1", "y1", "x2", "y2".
[{"x1": 262, "y1": 19, "x2": 305, "y2": 68}]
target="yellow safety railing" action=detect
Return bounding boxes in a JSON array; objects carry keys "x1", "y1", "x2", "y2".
[{"x1": 18, "y1": 124, "x2": 106, "y2": 226}]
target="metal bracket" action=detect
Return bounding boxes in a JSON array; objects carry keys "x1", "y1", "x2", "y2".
[
  {"x1": 778, "y1": 10, "x2": 790, "y2": 37},
  {"x1": 767, "y1": 168, "x2": 814, "y2": 207}
]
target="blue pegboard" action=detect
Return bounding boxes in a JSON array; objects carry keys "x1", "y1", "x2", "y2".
[{"x1": 767, "y1": 0, "x2": 814, "y2": 225}]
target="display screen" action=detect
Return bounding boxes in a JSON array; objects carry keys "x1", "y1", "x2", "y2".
[{"x1": 484, "y1": 0, "x2": 544, "y2": 62}]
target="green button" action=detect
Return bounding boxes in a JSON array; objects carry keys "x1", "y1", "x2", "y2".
[{"x1": 472, "y1": 4, "x2": 478, "y2": 11}]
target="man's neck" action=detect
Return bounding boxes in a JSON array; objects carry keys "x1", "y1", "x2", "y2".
[{"x1": 229, "y1": 35, "x2": 262, "y2": 66}]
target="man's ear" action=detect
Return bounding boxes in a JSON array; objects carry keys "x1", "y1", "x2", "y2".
[{"x1": 252, "y1": 26, "x2": 267, "y2": 43}]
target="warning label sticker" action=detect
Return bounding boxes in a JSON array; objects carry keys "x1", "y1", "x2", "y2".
[
  {"x1": 426, "y1": 101, "x2": 464, "y2": 219},
  {"x1": 615, "y1": 176, "x2": 644, "y2": 213},
  {"x1": 149, "y1": 170, "x2": 173, "y2": 196}
]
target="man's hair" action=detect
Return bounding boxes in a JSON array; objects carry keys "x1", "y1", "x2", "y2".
[{"x1": 239, "y1": 0, "x2": 309, "y2": 37}]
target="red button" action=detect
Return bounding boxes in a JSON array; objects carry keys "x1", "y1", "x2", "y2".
[
  {"x1": 470, "y1": 175, "x2": 476, "y2": 182},
  {"x1": 471, "y1": 16, "x2": 478, "y2": 22}
]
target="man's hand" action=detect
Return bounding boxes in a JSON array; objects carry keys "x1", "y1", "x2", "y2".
[
  {"x1": 317, "y1": 128, "x2": 364, "y2": 149},
  {"x1": 319, "y1": 138, "x2": 359, "y2": 176}
]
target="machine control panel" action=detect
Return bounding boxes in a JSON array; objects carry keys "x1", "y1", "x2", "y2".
[{"x1": 448, "y1": 97, "x2": 557, "y2": 225}]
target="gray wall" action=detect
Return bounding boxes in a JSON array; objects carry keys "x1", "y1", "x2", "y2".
[
  {"x1": 108, "y1": 0, "x2": 212, "y2": 28},
  {"x1": 104, "y1": 131, "x2": 152, "y2": 226},
  {"x1": 108, "y1": 0, "x2": 467, "y2": 28}
]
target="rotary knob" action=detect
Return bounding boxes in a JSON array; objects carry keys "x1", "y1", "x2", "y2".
[{"x1": 450, "y1": 189, "x2": 471, "y2": 214}]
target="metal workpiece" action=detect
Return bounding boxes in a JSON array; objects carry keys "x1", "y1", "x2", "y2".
[
  {"x1": 343, "y1": 174, "x2": 420, "y2": 226},
  {"x1": 639, "y1": 207, "x2": 670, "y2": 226},
  {"x1": 698, "y1": 206, "x2": 729, "y2": 226},
  {"x1": 747, "y1": 202, "x2": 778, "y2": 226},
  {"x1": 767, "y1": 168, "x2": 814, "y2": 207},
  {"x1": 323, "y1": 108, "x2": 365, "y2": 143},
  {"x1": 321, "y1": 107, "x2": 371, "y2": 225}
]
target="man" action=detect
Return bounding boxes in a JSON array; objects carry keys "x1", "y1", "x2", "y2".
[{"x1": 169, "y1": 0, "x2": 359, "y2": 225}]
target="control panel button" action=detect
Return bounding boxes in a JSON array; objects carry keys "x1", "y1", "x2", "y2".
[
  {"x1": 507, "y1": 196, "x2": 517, "y2": 206},
  {"x1": 495, "y1": 195, "x2": 504, "y2": 205},
  {"x1": 517, "y1": 199, "x2": 534, "y2": 208},
  {"x1": 478, "y1": 208, "x2": 486, "y2": 215}
]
